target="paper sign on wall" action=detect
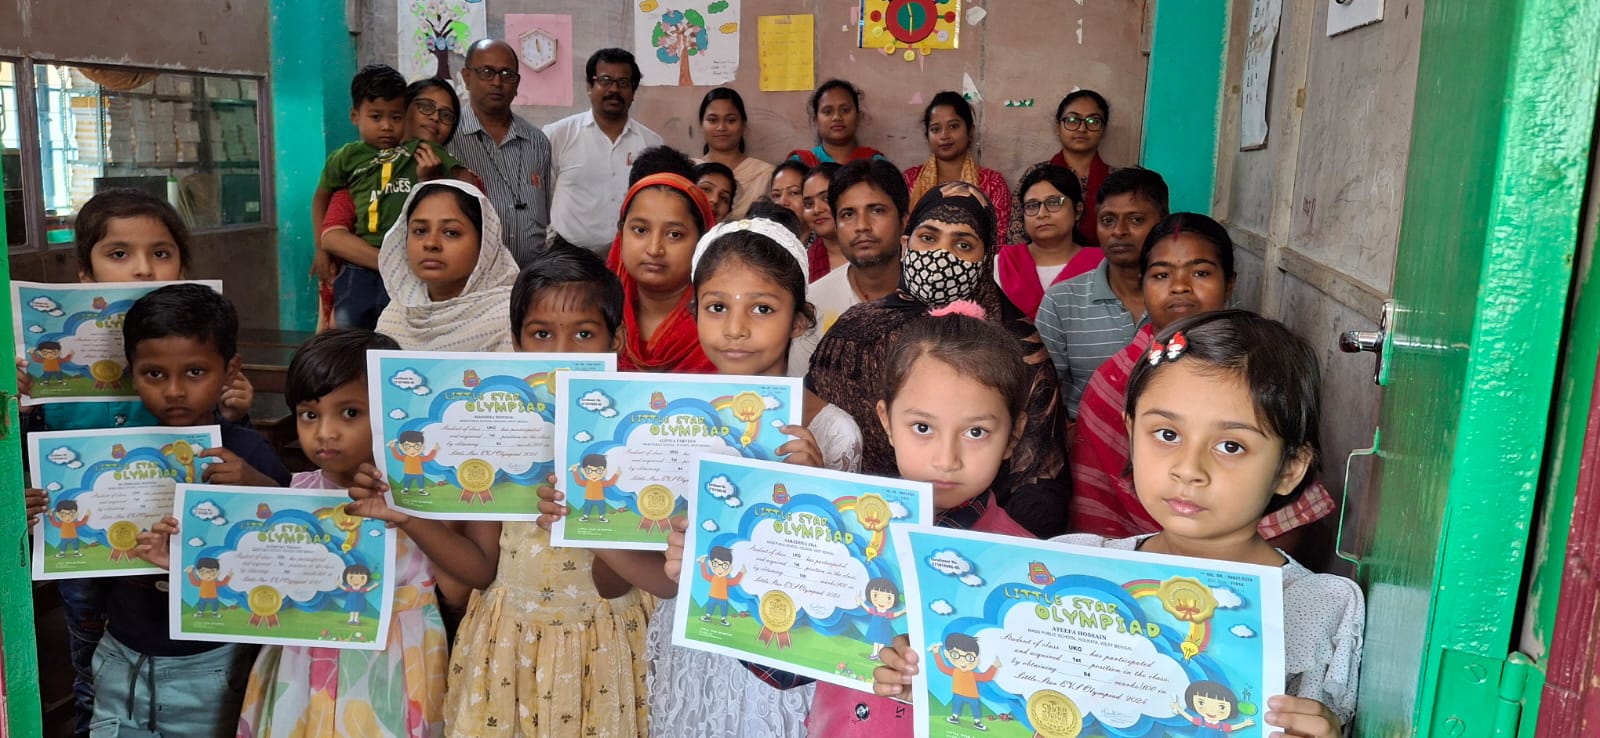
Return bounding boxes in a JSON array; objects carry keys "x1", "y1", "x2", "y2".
[
  {"x1": 635, "y1": 0, "x2": 742, "y2": 87},
  {"x1": 398, "y1": 0, "x2": 487, "y2": 82},
  {"x1": 758, "y1": 15, "x2": 815, "y2": 92}
]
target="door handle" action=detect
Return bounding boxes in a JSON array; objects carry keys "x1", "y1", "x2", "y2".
[{"x1": 1339, "y1": 300, "x2": 1394, "y2": 385}]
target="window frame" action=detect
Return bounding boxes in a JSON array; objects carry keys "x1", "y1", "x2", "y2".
[{"x1": 1, "y1": 56, "x2": 274, "y2": 255}]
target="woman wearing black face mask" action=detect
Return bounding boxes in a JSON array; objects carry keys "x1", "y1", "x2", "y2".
[{"x1": 807, "y1": 181, "x2": 1069, "y2": 537}]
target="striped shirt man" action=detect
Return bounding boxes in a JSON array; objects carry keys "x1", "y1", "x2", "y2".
[
  {"x1": 447, "y1": 104, "x2": 553, "y2": 266},
  {"x1": 1035, "y1": 259, "x2": 1142, "y2": 420}
]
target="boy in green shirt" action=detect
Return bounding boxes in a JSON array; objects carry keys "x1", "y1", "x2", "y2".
[{"x1": 312, "y1": 64, "x2": 463, "y2": 329}]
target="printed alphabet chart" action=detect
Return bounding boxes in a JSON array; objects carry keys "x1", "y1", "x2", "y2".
[
  {"x1": 551, "y1": 372, "x2": 801, "y2": 550},
  {"x1": 895, "y1": 527, "x2": 1286, "y2": 738},
  {"x1": 29, "y1": 426, "x2": 221, "y2": 579},
  {"x1": 368, "y1": 350, "x2": 616, "y2": 520},
  {"x1": 674, "y1": 455, "x2": 932, "y2": 691},
  {"x1": 170, "y1": 484, "x2": 396, "y2": 650},
  {"x1": 12, "y1": 280, "x2": 221, "y2": 404}
]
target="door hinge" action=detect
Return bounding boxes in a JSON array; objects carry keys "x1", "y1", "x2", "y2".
[{"x1": 1433, "y1": 650, "x2": 1539, "y2": 737}]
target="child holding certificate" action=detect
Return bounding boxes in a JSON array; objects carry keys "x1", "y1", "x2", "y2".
[
  {"x1": 873, "y1": 311, "x2": 1365, "y2": 738},
  {"x1": 235, "y1": 328, "x2": 500, "y2": 737},
  {"x1": 442, "y1": 247, "x2": 658, "y2": 738},
  {"x1": 16, "y1": 190, "x2": 254, "y2": 736},
  {"x1": 539, "y1": 220, "x2": 837, "y2": 736},
  {"x1": 667, "y1": 305, "x2": 1039, "y2": 736}
]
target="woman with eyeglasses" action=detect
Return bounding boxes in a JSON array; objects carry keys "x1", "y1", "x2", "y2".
[
  {"x1": 902, "y1": 91, "x2": 1012, "y2": 241},
  {"x1": 996, "y1": 165, "x2": 1103, "y2": 319},
  {"x1": 694, "y1": 88, "x2": 774, "y2": 219},
  {"x1": 1007, "y1": 90, "x2": 1114, "y2": 247}
]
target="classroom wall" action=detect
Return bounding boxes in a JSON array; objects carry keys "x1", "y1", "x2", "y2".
[
  {"x1": 1, "y1": 0, "x2": 280, "y2": 330},
  {"x1": 356, "y1": 0, "x2": 1152, "y2": 187},
  {"x1": 1212, "y1": 0, "x2": 1425, "y2": 563}
]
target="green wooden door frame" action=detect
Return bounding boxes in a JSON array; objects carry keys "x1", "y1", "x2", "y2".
[
  {"x1": 1354, "y1": 0, "x2": 1600, "y2": 736},
  {"x1": 0, "y1": 133, "x2": 42, "y2": 738},
  {"x1": 1140, "y1": 0, "x2": 1227, "y2": 215},
  {"x1": 269, "y1": 0, "x2": 356, "y2": 332}
]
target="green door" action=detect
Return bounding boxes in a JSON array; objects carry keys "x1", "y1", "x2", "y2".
[
  {"x1": 1350, "y1": 0, "x2": 1600, "y2": 736},
  {"x1": 0, "y1": 140, "x2": 41, "y2": 735}
]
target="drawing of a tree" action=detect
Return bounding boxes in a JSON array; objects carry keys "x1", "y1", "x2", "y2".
[
  {"x1": 651, "y1": 8, "x2": 710, "y2": 86},
  {"x1": 410, "y1": 0, "x2": 472, "y2": 80}
]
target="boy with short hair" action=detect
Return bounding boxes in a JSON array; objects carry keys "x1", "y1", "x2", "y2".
[
  {"x1": 85, "y1": 282, "x2": 290, "y2": 736},
  {"x1": 312, "y1": 64, "x2": 465, "y2": 329}
]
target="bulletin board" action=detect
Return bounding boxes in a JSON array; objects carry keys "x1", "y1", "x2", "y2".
[{"x1": 372, "y1": 0, "x2": 1151, "y2": 188}]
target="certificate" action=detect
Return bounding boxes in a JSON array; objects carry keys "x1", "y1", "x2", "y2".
[
  {"x1": 169, "y1": 484, "x2": 396, "y2": 650},
  {"x1": 673, "y1": 455, "x2": 933, "y2": 691},
  {"x1": 29, "y1": 426, "x2": 221, "y2": 580},
  {"x1": 367, "y1": 350, "x2": 616, "y2": 521},
  {"x1": 895, "y1": 527, "x2": 1286, "y2": 738},
  {"x1": 12, "y1": 280, "x2": 222, "y2": 404},
  {"x1": 551, "y1": 372, "x2": 802, "y2": 550}
]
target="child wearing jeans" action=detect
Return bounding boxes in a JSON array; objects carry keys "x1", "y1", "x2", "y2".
[{"x1": 88, "y1": 284, "x2": 288, "y2": 736}]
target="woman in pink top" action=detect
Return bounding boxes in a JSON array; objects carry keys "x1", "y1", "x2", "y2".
[{"x1": 995, "y1": 164, "x2": 1104, "y2": 319}]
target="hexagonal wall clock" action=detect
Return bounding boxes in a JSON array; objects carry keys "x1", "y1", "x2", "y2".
[{"x1": 520, "y1": 27, "x2": 558, "y2": 72}]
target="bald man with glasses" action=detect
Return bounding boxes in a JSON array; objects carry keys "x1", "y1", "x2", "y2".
[{"x1": 448, "y1": 38, "x2": 554, "y2": 265}]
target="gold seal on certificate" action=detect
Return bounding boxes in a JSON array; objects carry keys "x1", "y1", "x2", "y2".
[
  {"x1": 1026, "y1": 689, "x2": 1084, "y2": 738},
  {"x1": 637, "y1": 483, "x2": 677, "y2": 521},
  {"x1": 757, "y1": 591, "x2": 797, "y2": 647},
  {"x1": 456, "y1": 458, "x2": 496, "y2": 491},
  {"x1": 89, "y1": 360, "x2": 124, "y2": 388},
  {"x1": 247, "y1": 585, "x2": 283, "y2": 624},
  {"x1": 106, "y1": 520, "x2": 140, "y2": 551},
  {"x1": 853, "y1": 494, "x2": 891, "y2": 531},
  {"x1": 106, "y1": 520, "x2": 141, "y2": 561},
  {"x1": 1157, "y1": 576, "x2": 1218, "y2": 623}
]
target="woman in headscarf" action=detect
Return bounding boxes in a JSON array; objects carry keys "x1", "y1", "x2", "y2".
[
  {"x1": 807, "y1": 181, "x2": 1070, "y2": 537},
  {"x1": 603, "y1": 172, "x2": 719, "y2": 373},
  {"x1": 377, "y1": 179, "x2": 519, "y2": 352}
]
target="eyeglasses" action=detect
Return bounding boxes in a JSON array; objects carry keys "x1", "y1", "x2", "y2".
[
  {"x1": 411, "y1": 97, "x2": 458, "y2": 125},
  {"x1": 1022, "y1": 195, "x2": 1070, "y2": 216},
  {"x1": 469, "y1": 65, "x2": 520, "y2": 82},
  {"x1": 591, "y1": 75, "x2": 635, "y2": 90},
  {"x1": 1058, "y1": 114, "x2": 1105, "y2": 132}
]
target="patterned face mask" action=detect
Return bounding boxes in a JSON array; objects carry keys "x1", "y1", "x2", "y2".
[{"x1": 903, "y1": 247, "x2": 982, "y2": 306}]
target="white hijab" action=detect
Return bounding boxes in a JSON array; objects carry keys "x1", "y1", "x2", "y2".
[{"x1": 376, "y1": 180, "x2": 519, "y2": 352}]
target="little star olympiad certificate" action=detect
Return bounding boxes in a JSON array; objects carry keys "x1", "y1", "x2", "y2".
[
  {"x1": 551, "y1": 372, "x2": 802, "y2": 550},
  {"x1": 673, "y1": 455, "x2": 933, "y2": 691},
  {"x1": 29, "y1": 426, "x2": 222, "y2": 580},
  {"x1": 368, "y1": 350, "x2": 616, "y2": 521},
  {"x1": 169, "y1": 484, "x2": 396, "y2": 650},
  {"x1": 894, "y1": 526, "x2": 1286, "y2": 738}
]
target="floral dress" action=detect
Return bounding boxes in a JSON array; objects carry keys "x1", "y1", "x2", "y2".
[
  {"x1": 445, "y1": 522, "x2": 654, "y2": 737},
  {"x1": 236, "y1": 469, "x2": 448, "y2": 737}
]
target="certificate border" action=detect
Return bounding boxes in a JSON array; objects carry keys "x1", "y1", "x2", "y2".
[
  {"x1": 365, "y1": 349, "x2": 617, "y2": 521},
  {"x1": 12, "y1": 280, "x2": 222, "y2": 406},
  {"x1": 28, "y1": 425, "x2": 222, "y2": 581},
  {"x1": 672, "y1": 452, "x2": 935, "y2": 691},
  {"x1": 550, "y1": 371, "x2": 804, "y2": 551},
  {"x1": 894, "y1": 525, "x2": 1288, "y2": 738},
  {"x1": 167, "y1": 483, "x2": 398, "y2": 651}
]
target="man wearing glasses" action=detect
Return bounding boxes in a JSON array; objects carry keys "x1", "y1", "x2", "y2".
[
  {"x1": 450, "y1": 39, "x2": 555, "y2": 265},
  {"x1": 544, "y1": 48, "x2": 664, "y2": 255}
]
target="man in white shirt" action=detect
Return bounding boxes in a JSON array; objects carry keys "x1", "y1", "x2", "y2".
[
  {"x1": 544, "y1": 48, "x2": 664, "y2": 254},
  {"x1": 788, "y1": 159, "x2": 908, "y2": 375}
]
